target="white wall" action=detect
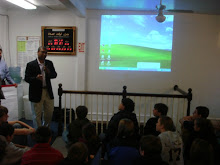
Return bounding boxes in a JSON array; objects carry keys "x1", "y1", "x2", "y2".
[
  {"x1": 7, "y1": 8, "x2": 86, "y2": 107},
  {"x1": 0, "y1": 7, "x2": 7, "y2": 15},
  {"x1": 86, "y1": 10, "x2": 220, "y2": 118},
  {"x1": 0, "y1": 7, "x2": 10, "y2": 65},
  {"x1": 5, "y1": 8, "x2": 220, "y2": 118}
]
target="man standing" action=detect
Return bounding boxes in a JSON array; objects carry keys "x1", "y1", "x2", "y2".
[
  {"x1": 25, "y1": 46, "x2": 57, "y2": 129},
  {"x1": 0, "y1": 48, "x2": 17, "y2": 105},
  {"x1": 0, "y1": 48, "x2": 17, "y2": 86}
]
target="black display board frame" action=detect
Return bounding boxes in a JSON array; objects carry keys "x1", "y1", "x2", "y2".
[{"x1": 41, "y1": 26, "x2": 76, "y2": 55}]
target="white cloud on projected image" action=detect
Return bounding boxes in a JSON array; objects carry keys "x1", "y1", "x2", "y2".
[{"x1": 100, "y1": 15, "x2": 174, "y2": 50}]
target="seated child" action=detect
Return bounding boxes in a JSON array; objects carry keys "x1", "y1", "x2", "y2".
[
  {"x1": 105, "y1": 98, "x2": 139, "y2": 144},
  {"x1": 80, "y1": 123, "x2": 101, "y2": 158},
  {"x1": 179, "y1": 107, "x2": 209, "y2": 162},
  {"x1": 108, "y1": 118, "x2": 140, "y2": 165},
  {"x1": 136, "y1": 135, "x2": 168, "y2": 165},
  {"x1": 192, "y1": 118, "x2": 219, "y2": 164},
  {"x1": 59, "y1": 142, "x2": 88, "y2": 165},
  {"x1": 63, "y1": 105, "x2": 91, "y2": 144},
  {"x1": 179, "y1": 106, "x2": 209, "y2": 131},
  {"x1": 21, "y1": 126, "x2": 64, "y2": 165},
  {"x1": 0, "y1": 105, "x2": 35, "y2": 135},
  {"x1": 0, "y1": 105, "x2": 35, "y2": 146},
  {"x1": 0, "y1": 122, "x2": 30, "y2": 165},
  {"x1": 190, "y1": 138, "x2": 214, "y2": 165},
  {"x1": 156, "y1": 116, "x2": 183, "y2": 165},
  {"x1": 144, "y1": 103, "x2": 168, "y2": 136}
]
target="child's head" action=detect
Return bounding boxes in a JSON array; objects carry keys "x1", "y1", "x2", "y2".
[
  {"x1": 190, "y1": 138, "x2": 214, "y2": 165},
  {"x1": 76, "y1": 106, "x2": 88, "y2": 120},
  {"x1": 156, "y1": 116, "x2": 175, "y2": 132},
  {"x1": 153, "y1": 103, "x2": 168, "y2": 117},
  {"x1": 35, "y1": 126, "x2": 52, "y2": 143},
  {"x1": 119, "y1": 98, "x2": 135, "y2": 112},
  {"x1": 0, "y1": 123, "x2": 14, "y2": 142},
  {"x1": 194, "y1": 118, "x2": 214, "y2": 134},
  {"x1": 139, "y1": 135, "x2": 162, "y2": 156},
  {"x1": 192, "y1": 106, "x2": 209, "y2": 119},
  {"x1": 117, "y1": 118, "x2": 134, "y2": 138},
  {"x1": 67, "y1": 142, "x2": 88, "y2": 163},
  {"x1": 0, "y1": 106, "x2": 9, "y2": 124}
]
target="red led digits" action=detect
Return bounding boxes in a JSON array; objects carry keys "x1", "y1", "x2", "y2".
[
  {"x1": 46, "y1": 38, "x2": 72, "y2": 52},
  {"x1": 58, "y1": 39, "x2": 63, "y2": 45}
]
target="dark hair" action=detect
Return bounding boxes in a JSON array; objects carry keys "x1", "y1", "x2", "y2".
[
  {"x1": 140, "y1": 135, "x2": 162, "y2": 155},
  {"x1": 0, "y1": 106, "x2": 8, "y2": 118},
  {"x1": 82, "y1": 123, "x2": 96, "y2": 141},
  {"x1": 0, "y1": 137, "x2": 7, "y2": 162},
  {"x1": 159, "y1": 116, "x2": 176, "y2": 131},
  {"x1": 67, "y1": 142, "x2": 88, "y2": 163},
  {"x1": 34, "y1": 126, "x2": 52, "y2": 143},
  {"x1": 76, "y1": 106, "x2": 88, "y2": 119},
  {"x1": 196, "y1": 106, "x2": 209, "y2": 118},
  {"x1": 82, "y1": 123, "x2": 100, "y2": 155},
  {"x1": 0, "y1": 48, "x2": 2, "y2": 52},
  {"x1": 194, "y1": 118, "x2": 214, "y2": 131},
  {"x1": 37, "y1": 46, "x2": 47, "y2": 52},
  {"x1": 121, "y1": 98, "x2": 135, "y2": 112},
  {"x1": 0, "y1": 122, "x2": 14, "y2": 137},
  {"x1": 194, "y1": 118, "x2": 215, "y2": 141},
  {"x1": 154, "y1": 103, "x2": 168, "y2": 116},
  {"x1": 190, "y1": 138, "x2": 214, "y2": 165},
  {"x1": 117, "y1": 118, "x2": 134, "y2": 138}
]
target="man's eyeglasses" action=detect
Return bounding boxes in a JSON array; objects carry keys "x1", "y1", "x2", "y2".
[{"x1": 40, "y1": 51, "x2": 47, "y2": 54}]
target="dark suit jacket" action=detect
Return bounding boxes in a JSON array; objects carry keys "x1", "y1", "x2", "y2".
[{"x1": 25, "y1": 59, "x2": 57, "y2": 103}]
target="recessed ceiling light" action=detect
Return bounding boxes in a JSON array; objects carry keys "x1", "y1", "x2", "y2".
[{"x1": 6, "y1": 0, "x2": 37, "y2": 10}]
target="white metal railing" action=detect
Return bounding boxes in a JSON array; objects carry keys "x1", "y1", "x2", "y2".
[{"x1": 57, "y1": 85, "x2": 192, "y2": 135}]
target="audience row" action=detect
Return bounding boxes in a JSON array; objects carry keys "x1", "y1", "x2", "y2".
[{"x1": 0, "y1": 98, "x2": 219, "y2": 165}]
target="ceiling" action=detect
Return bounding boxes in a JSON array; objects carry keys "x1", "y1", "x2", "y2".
[{"x1": 0, "y1": 0, "x2": 220, "y2": 17}]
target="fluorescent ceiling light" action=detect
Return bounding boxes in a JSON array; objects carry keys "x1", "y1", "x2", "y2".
[{"x1": 6, "y1": 0, "x2": 37, "y2": 10}]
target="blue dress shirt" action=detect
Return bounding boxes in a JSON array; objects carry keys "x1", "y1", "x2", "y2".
[{"x1": 0, "y1": 59, "x2": 15, "y2": 84}]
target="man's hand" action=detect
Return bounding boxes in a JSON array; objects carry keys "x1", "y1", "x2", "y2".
[
  {"x1": 44, "y1": 66, "x2": 50, "y2": 74},
  {"x1": 36, "y1": 74, "x2": 43, "y2": 81}
]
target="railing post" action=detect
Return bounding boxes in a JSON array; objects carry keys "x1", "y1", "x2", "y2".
[
  {"x1": 174, "y1": 85, "x2": 192, "y2": 116},
  {"x1": 187, "y1": 88, "x2": 192, "y2": 116},
  {"x1": 122, "y1": 86, "x2": 127, "y2": 99},
  {"x1": 58, "y1": 83, "x2": 63, "y2": 136}
]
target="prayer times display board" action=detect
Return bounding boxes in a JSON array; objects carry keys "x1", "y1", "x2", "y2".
[{"x1": 42, "y1": 26, "x2": 76, "y2": 55}]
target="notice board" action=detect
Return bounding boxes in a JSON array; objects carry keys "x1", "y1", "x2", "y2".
[
  {"x1": 42, "y1": 26, "x2": 76, "y2": 55},
  {"x1": 17, "y1": 36, "x2": 41, "y2": 78}
]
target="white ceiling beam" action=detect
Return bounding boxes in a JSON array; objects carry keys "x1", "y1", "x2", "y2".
[{"x1": 59, "y1": 0, "x2": 86, "y2": 17}]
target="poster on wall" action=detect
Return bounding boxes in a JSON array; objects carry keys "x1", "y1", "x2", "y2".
[
  {"x1": 42, "y1": 26, "x2": 76, "y2": 55},
  {"x1": 17, "y1": 36, "x2": 41, "y2": 78},
  {"x1": 78, "y1": 43, "x2": 85, "y2": 52}
]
